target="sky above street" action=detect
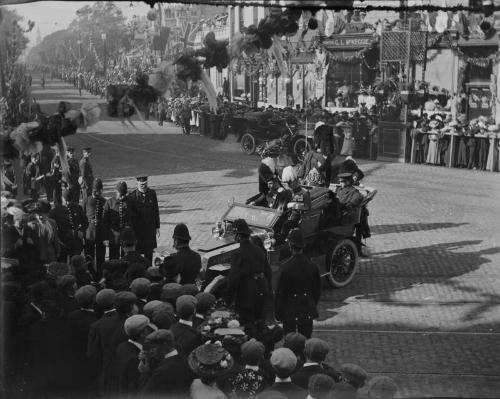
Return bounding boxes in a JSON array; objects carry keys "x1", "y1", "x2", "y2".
[{"x1": 3, "y1": 1, "x2": 152, "y2": 46}]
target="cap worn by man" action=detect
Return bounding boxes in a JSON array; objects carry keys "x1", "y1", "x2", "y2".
[
  {"x1": 365, "y1": 375, "x2": 398, "y2": 398},
  {"x1": 116, "y1": 181, "x2": 127, "y2": 196},
  {"x1": 340, "y1": 363, "x2": 368, "y2": 389},
  {"x1": 75, "y1": 285, "x2": 97, "y2": 308},
  {"x1": 145, "y1": 329, "x2": 175, "y2": 346},
  {"x1": 270, "y1": 348, "x2": 297, "y2": 376},
  {"x1": 96, "y1": 288, "x2": 117, "y2": 307},
  {"x1": 308, "y1": 374, "x2": 336, "y2": 399},
  {"x1": 241, "y1": 338, "x2": 265, "y2": 366},
  {"x1": 283, "y1": 332, "x2": 306, "y2": 357},
  {"x1": 136, "y1": 176, "x2": 148, "y2": 182},
  {"x1": 130, "y1": 277, "x2": 151, "y2": 298},
  {"x1": 124, "y1": 314, "x2": 154, "y2": 337},
  {"x1": 143, "y1": 300, "x2": 163, "y2": 318},
  {"x1": 57, "y1": 274, "x2": 76, "y2": 290},
  {"x1": 161, "y1": 282, "x2": 183, "y2": 302},
  {"x1": 176, "y1": 294, "x2": 197, "y2": 318},
  {"x1": 181, "y1": 283, "x2": 199, "y2": 297},
  {"x1": 93, "y1": 178, "x2": 103, "y2": 191},
  {"x1": 195, "y1": 292, "x2": 216, "y2": 314},
  {"x1": 152, "y1": 307, "x2": 177, "y2": 329},
  {"x1": 115, "y1": 291, "x2": 137, "y2": 308},
  {"x1": 338, "y1": 172, "x2": 354, "y2": 179}
]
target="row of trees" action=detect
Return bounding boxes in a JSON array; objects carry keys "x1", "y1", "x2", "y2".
[{"x1": 27, "y1": 2, "x2": 134, "y2": 73}]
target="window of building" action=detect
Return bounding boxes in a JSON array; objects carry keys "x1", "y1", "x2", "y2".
[{"x1": 239, "y1": 7, "x2": 244, "y2": 31}]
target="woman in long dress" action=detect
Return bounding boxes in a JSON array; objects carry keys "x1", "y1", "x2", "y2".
[
  {"x1": 338, "y1": 121, "x2": 355, "y2": 156},
  {"x1": 426, "y1": 125, "x2": 440, "y2": 165},
  {"x1": 485, "y1": 134, "x2": 498, "y2": 172}
]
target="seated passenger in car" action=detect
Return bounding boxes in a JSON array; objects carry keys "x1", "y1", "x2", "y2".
[{"x1": 336, "y1": 172, "x2": 363, "y2": 221}]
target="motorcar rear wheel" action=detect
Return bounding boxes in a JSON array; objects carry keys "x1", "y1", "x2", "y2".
[
  {"x1": 293, "y1": 137, "x2": 312, "y2": 160},
  {"x1": 241, "y1": 133, "x2": 256, "y2": 155},
  {"x1": 326, "y1": 239, "x2": 359, "y2": 288}
]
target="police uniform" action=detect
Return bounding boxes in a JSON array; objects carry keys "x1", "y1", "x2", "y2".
[
  {"x1": 79, "y1": 148, "x2": 94, "y2": 202},
  {"x1": 48, "y1": 154, "x2": 63, "y2": 204},
  {"x1": 66, "y1": 148, "x2": 81, "y2": 203},
  {"x1": 49, "y1": 196, "x2": 88, "y2": 261},
  {"x1": 103, "y1": 182, "x2": 132, "y2": 260},
  {"x1": 83, "y1": 179, "x2": 106, "y2": 278},
  {"x1": 275, "y1": 230, "x2": 321, "y2": 338},
  {"x1": 225, "y1": 219, "x2": 271, "y2": 330},
  {"x1": 128, "y1": 177, "x2": 160, "y2": 262}
]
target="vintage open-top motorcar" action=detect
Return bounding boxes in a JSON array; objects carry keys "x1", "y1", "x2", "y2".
[{"x1": 198, "y1": 186, "x2": 370, "y2": 296}]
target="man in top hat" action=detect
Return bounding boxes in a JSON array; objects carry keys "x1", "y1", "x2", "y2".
[
  {"x1": 103, "y1": 181, "x2": 132, "y2": 260},
  {"x1": 335, "y1": 172, "x2": 363, "y2": 222},
  {"x1": 79, "y1": 147, "x2": 94, "y2": 203},
  {"x1": 65, "y1": 147, "x2": 81, "y2": 204},
  {"x1": 225, "y1": 218, "x2": 271, "y2": 334},
  {"x1": 83, "y1": 178, "x2": 107, "y2": 278},
  {"x1": 161, "y1": 223, "x2": 201, "y2": 285},
  {"x1": 50, "y1": 189, "x2": 88, "y2": 262},
  {"x1": 275, "y1": 229, "x2": 321, "y2": 338},
  {"x1": 129, "y1": 176, "x2": 160, "y2": 263}
]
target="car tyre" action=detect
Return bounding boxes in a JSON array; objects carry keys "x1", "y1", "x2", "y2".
[
  {"x1": 326, "y1": 239, "x2": 359, "y2": 288},
  {"x1": 293, "y1": 137, "x2": 312, "y2": 160},
  {"x1": 241, "y1": 133, "x2": 256, "y2": 155}
]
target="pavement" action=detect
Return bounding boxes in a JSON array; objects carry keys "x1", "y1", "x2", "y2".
[{"x1": 24, "y1": 75, "x2": 500, "y2": 397}]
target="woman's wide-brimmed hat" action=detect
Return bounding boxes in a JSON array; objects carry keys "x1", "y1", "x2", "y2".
[{"x1": 188, "y1": 343, "x2": 234, "y2": 377}]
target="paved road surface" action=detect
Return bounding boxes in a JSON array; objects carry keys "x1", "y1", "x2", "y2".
[{"x1": 24, "y1": 74, "x2": 500, "y2": 397}]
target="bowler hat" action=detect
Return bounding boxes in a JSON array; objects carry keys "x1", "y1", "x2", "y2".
[
  {"x1": 188, "y1": 344, "x2": 234, "y2": 377},
  {"x1": 287, "y1": 228, "x2": 305, "y2": 248},
  {"x1": 173, "y1": 223, "x2": 191, "y2": 241},
  {"x1": 232, "y1": 218, "x2": 251, "y2": 236}
]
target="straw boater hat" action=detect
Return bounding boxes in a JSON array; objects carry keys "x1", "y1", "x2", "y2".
[{"x1": 188, "y1": 343, "x2": 234, "y2": 377}]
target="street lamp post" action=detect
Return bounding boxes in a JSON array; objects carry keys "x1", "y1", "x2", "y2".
[{"x1": 101, "y1": 33, "x2": 107, "y2": 77}]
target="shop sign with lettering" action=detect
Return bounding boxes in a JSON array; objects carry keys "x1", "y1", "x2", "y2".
[
  {"x1": 323, "y1": 34, "x2": 373, "y2": 50},
  {"x1": 291, "y1": 52, "x2": 315, "y2": 64}
]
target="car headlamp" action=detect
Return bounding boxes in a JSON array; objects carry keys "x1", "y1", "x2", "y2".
[
  {"x1": 212, "y1": 220, "x2": 225, "y2": 239},
  {"x1": 263, "y1": 232, "x2": 276, "y2": 251}
]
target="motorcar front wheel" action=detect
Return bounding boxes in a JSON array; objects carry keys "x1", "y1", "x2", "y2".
[
  {"x1": 241, "y1": 133, "x2": 256, "y2": 155},
  {"x1": 326, "y1": 239, "x2": 359, "y2": 288}
]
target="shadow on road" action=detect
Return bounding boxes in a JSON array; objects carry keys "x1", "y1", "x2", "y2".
[{"x1": 371, "y1": 222, "x2": 469, "y2": 235}]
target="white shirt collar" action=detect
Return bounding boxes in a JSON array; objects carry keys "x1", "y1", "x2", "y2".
[
  {"x1": 195, "y1": 313, "x2": 204, "y2": 319},
  {"x1": 245, "y1": 365, "x2": 259, "y2": 371},
  {"x1": 128, "y1": 339, "x2": 143, "y2": 351},
  {"x1": 275, "y1": 377, "x2": 292, "y2": 383},
  {"x1": 164, "y1": 349, "x2": 178, "y2": 359},
  {"x1": 303, "y1": 362, "x2": 319, "y2": 367},
  {"x1": 81, "y1": 308, "x2": 95, "y2": 312},
  {"x1": 179, "y1": 319, "x2": 193, "y2": 327},
  {"x1": 104, "y1": 309, "x2": 115, "y2": 314}
]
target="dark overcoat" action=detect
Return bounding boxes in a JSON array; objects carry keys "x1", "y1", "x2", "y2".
[{"x1": 128, "y1": 188, "x2": 160, "y2": 254}]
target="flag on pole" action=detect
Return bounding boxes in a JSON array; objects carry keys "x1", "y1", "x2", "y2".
[{"x1": 179, "y1": 20, "x2": 199, "y2": 49}]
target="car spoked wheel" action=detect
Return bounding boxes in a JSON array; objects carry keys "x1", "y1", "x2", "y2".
[
  {"x1": 293, "y1": 137, "x2": 312, "y2": 161},
  {"x1": 241, "y1": 133, "x2": 256, "y2": 155},
  {"x1": 326, "y1": 239, "x2": 359, "y2": 288}
]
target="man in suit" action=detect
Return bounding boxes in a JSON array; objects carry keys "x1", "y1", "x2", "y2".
[
  {"x1": 79, "y1": 147, "x2": 94, "y2": 202},
  {"x1": 49, "y1": 189, "x2": 88, "y2": 262},
  {"x1": 275, "y1": 229, "x2": 321, "y2": 338},
  {"x1": 83, "y1": 178, "x2": 106, "y2": 279},
  {"x1": 88, "y1": 290, "x2": 138, "y2": 396},
  {"x1": 170, "y1": 295, "x2": 201, "y2": 357},
  {"x1": 291, "y1": 338, "x2": 342, "y2": 390},
  {"x1": 128, "y1": 176, "x2": 160, "y2": 263},
  {"x1": 39, "y1": 144, "x2": 55, "y2": 202},
  {"x1": 224, "y1": 219, "x2": 271, "y2": 333},
  {"x1": 114, "y1": 314, "x2": 156, "y2": 397},
  {"x1": 66, "y1": 147, "x2": 81, "y2": 204},
  {"x1": 265, "y1": 348, "x2": 306, "y2": 399},
  {"x1": 67, "y1": 285, "x2": 99, "y2": 395},
  {"x1": 141, "y1": 329, "x2": 195, "y2": 398},
  {"x1": 161, "y1": 223, "x2": 201, "y2": 284},
  {"x1": 335, "y1": 172, "x2": 363, "y2": 221},
  {"x1": 104, "y1": 181, "x2": 132, "y2": 260}
]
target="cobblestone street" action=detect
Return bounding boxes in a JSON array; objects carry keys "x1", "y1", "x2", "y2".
[{"x1": 29, "y1": 76, "x2": 500, "y2": 397}]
